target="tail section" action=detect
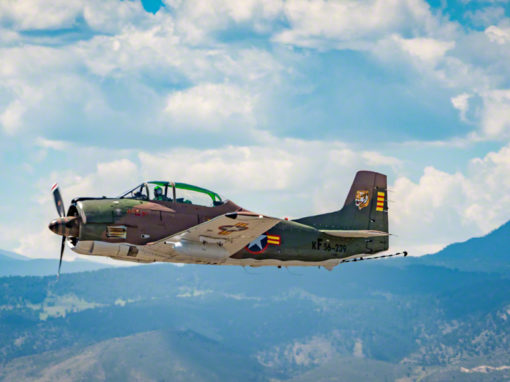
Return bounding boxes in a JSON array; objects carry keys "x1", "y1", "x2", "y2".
[{"x1": 294, "y1": 171, "x2": 388, "y2": 252}]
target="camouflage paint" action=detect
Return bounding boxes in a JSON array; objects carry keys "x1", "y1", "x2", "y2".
[{"x1": 50, "y1": 171, "x2": 389, "y2": 268}]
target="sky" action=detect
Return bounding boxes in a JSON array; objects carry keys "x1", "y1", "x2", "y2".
[{"x1": 0, "y1": 0, "x2": 509, "y2": 262}]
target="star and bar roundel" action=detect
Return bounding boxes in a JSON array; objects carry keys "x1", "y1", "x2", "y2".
[{"x1": 245, "y1": 232, "x2": 281, "y2": 254}]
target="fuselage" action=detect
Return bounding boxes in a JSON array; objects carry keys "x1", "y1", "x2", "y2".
[
  {"x1": 49, "y1": 173, "x2": 390, "y2": 269},
  {"x1": 62, "y1": 197, "x2": 370, "y2": 268}
]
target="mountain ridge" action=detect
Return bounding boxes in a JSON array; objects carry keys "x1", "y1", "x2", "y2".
[
  {"x1": 411, "y1": 220, "x2": 510, "y2": 273},
  {"x1": 0, "y1": 220, "x2": 508, "y2": 381}
]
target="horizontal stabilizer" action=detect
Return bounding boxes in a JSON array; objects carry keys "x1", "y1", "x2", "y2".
[{"x1": 321, "y1": 230, "x2": 390, "y2": 238}]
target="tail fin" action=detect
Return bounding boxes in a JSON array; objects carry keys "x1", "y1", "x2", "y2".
[{"x1": 294, "y1": 171, "x2": 388, "y2": 251}]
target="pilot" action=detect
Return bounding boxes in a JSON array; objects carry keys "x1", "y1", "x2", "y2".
[{"x1": 154, "y1": 186, "x2": 164, "y2": 201}]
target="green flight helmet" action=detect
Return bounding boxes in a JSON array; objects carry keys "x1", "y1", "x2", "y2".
[{"x1": 154, "y1": 186, "x2": 163, "y2": 199}]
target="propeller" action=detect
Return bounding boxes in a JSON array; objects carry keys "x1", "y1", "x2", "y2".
[
  {"x1": 58, "y1": 236, "x2": 66, "y2": 278},
  {"x1": 51, "y1": 183, "x2": 66, "y2": 218},
  {"x1": 51, "y1": 183, "x2": 66, "y2": 278}
]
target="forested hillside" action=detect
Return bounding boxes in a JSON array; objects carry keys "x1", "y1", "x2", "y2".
[{"x1": 0, "y1": 222, "x2": 508, "y2": 381}]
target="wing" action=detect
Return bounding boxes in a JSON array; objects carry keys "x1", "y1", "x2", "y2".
[{"x1": 145, "y1": 212, "x2": 281, "y2": 260}]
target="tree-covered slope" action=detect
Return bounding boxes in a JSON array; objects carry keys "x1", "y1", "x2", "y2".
[{"x1": 0, "y1": 221, "x2": 508, "y2": 381}]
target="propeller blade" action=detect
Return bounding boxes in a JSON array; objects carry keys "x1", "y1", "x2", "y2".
[
  {"x1": 57, "y1": 236, "x2": 66, "y2": 278},
  {"x1": 51, "y1": 183, "x2": 66, "y2": 218}
]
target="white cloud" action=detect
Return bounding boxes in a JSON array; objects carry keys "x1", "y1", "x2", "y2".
[
  {"x1": 59, "y1": 159, "x2": 140, "y2": 199},
  {"x1": 163, "y1": 83, "x2": 256, "y2": 130},
  {"x1": 0, "y1": 0, "x2": 82, "y2": 30},
  {"x1": 78, "y1": 22, "x2": 283, "y2": 84},
  {"x1": 466, "y1": 144, "x2": 510, "y2": 226},
  {"x1": 0, "y1": 27, "x2": 20, "y2": 44},
  {"x1": 361, "y1": 151, "x2": 403, "y2": 169},
  {"x1": 0, "y1": 0, "x2": 152, "y2": 33},
  {"x1": 480, "y1": 89, "x2": 510, "y2": 139},
  {"x1": 82, "y1": 0, "x2": 151, "y2": 34},
  {"x1": 139, "y1": 143, "x2": 298, "y2": 194},
  {"x1": 451, "y1": 93, "x2": 471, "y2": 122},
  {"x1": 394, "y1": 36, "x2": 455, "y2": 64},
  {"x1": 2, "y1": 0, "x2": 510, "y2": 263},
  {"x1": 0, "y1": 12, "x2": 283, "y2": 140},
  {"x1": 35, "y1": 137, "x2": 68, "y2": 151},
  {"x1": 465, "y1": 6, "x2": 505, "y2": 28},
  {"x1": 485, "y1": 25, "x2": 510, "y2": 45},
  {"x1": 169, "y1": 0, "x2": 284, "y2": 44},
  {"x1": 16, "y1": 228, "x2": 65, "y2": 261},
  {"x1": 0, "y1": 100, "x2": 25, "y2": 134},
  {"x1": 391, "y1": 143, "x2": 510, "y2": 254},
  {"x1": 273, "y1": 0, "x2": 444, "y2": 49}
]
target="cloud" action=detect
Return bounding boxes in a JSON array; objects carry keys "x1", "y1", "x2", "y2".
[
  {"x1": 163, "y1": 83, "x2": 256, "y2": 130},
  {"x1": 169, "y1": 0, "x2": 284, "y2": 43},
  {"x1": 273, "y1": 0, "x2": 444, "y2": 49},
  {"x1": 480, "y1": 89, "x2": 510, "y2": 139},
  {"x1": 81, "y1": 0, "x2": 152, "y2": 34},
  {"x1": 451, "y1": 93, "x2": 472, "y2": 122},
  {"x1": 0, "y1": 0, "x2": 151, "y2": 33},
  {"x1": 79, "y1": 24, "x2": 283, "y2": 84},
  {"x1": 393, "y1": 36, "x2": 455, "y2": 64},
  {"x1": 15, "y1": 228, "x2": 65, "y2": 261},
  {"x1": 0, "y1": 100, "x2": 25, "y2": 134},
  {"x1": 35, "y1": 137, "x2": 68, "y2": 151},
  {"x1": 2, "y1": 0, "x2": 510, "y2": 263},
  {"x1": 485, "y1": 25, "x2": 510, "y2": 45},
  {"x1": 391, "y1": 143, "x2": 510, "y2": 254},
  {"x1": 465, "y1": 6, "x2": 506, "y2": 28},
  {"x1": 0, "y1": 0, "x2": 82, "y2": 31},
  {"x1": 0, "y1": 11, "x2": 283, "y2": 144},
  {"x1": 1, "y1": 0, "x2": 503, "y2": 146},
  {"x1": 58, "y1": 158, "x2": 140, "y2": 199}
]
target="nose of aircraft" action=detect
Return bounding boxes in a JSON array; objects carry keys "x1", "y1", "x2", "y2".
[
  {"x1": 48, "y1": 217, "x2": 79, "y2": 237},
  {"x1": 48, "y1": 219, "x2": 60, "y2": 235}
]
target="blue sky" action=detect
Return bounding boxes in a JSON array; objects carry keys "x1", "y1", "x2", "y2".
[{"x1": 0, "y1": 0, "x2": 509, "y2": 260}]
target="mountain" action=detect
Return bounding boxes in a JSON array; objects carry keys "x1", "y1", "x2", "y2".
[
  {"x1": 0, "y1": 221, "x2": 508, "y2": 381},
  {"x1": 0, "y1": 249, "x2": 29, "y2": 261},
  {"x1": 0, "y1": 330, "x2": 265, "y2": 382},
  {"x1": 0, "y1": 249, "x2": 111, "y2": 277},
  {"x1": 411, "y1": 220, "x2": 510, "y2": 273}
]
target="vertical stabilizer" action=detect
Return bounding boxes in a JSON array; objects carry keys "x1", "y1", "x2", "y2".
[
  {"x1": 341, "y1": 171, "x2": 388, "y2": 232},
  {"x1": 294, "y1": 171, "x2": 389, "y2": 252}
]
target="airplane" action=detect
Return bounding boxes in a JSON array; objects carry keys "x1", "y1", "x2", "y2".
[{"x1": 49, "y1": 170, "x2": 405, "y2": 276}]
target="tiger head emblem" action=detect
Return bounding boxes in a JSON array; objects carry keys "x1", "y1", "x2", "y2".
[{"x1": 355, "y1": 190, "x2": 370, "y2": 210}]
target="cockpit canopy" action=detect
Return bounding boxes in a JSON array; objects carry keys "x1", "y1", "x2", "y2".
[{"x1": 120, "y1": 181, "x2": 223, "y2": 207}]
